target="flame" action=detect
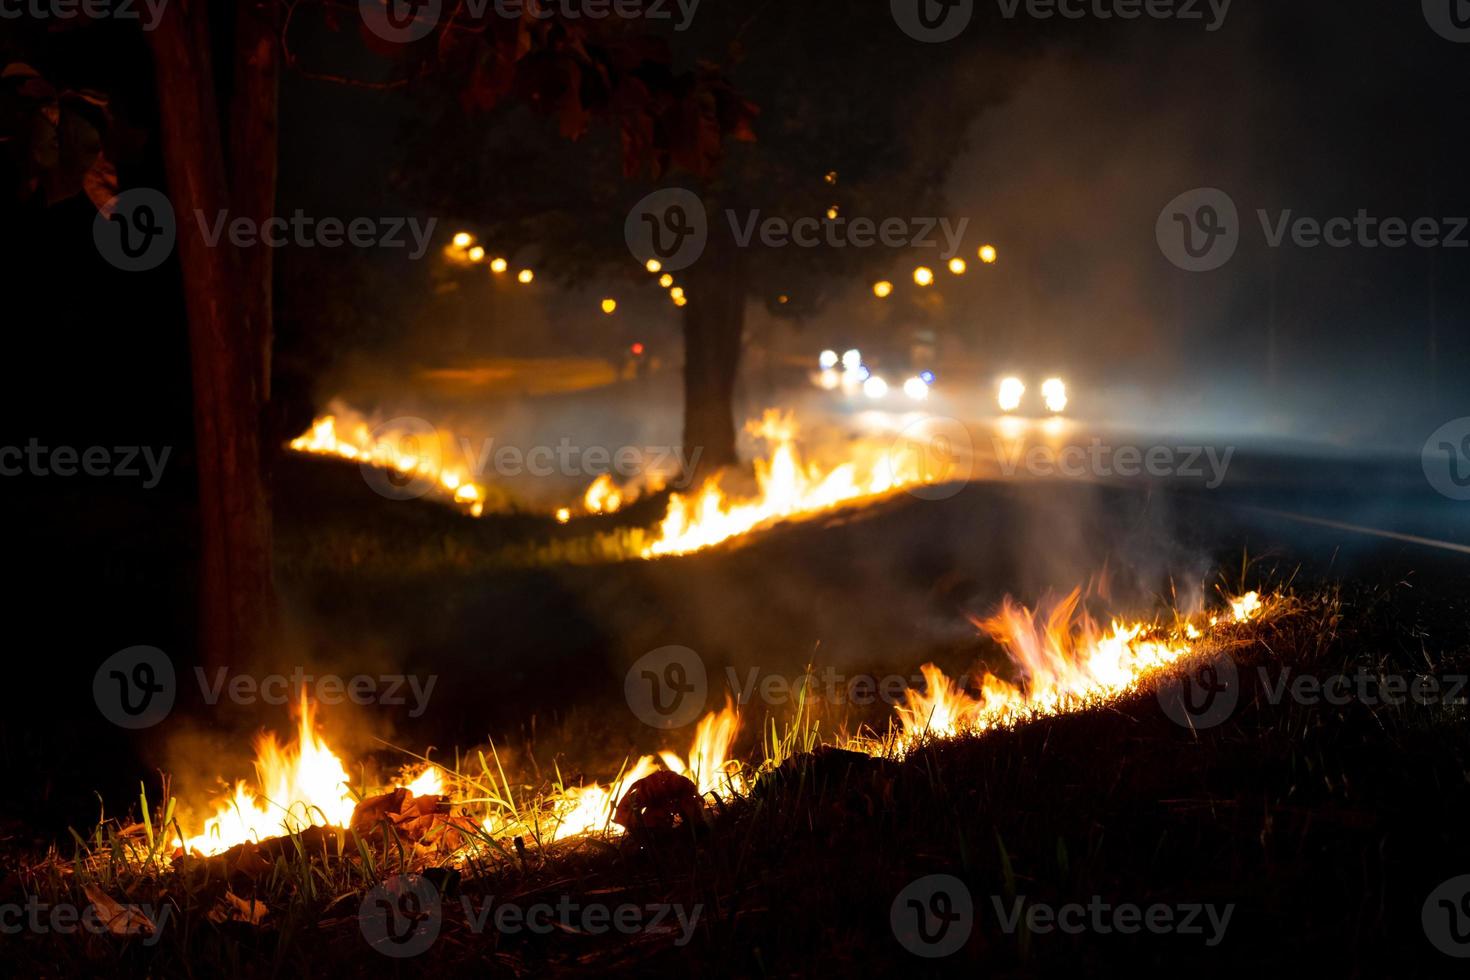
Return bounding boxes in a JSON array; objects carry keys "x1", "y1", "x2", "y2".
[
  {"x1": 658, "y1": 699, "x2": 744, "y2": 798},
  {"x1": 288, "y1": 407, "x2": 488, "y2": 519},
  {"x1": 583, "y1": 473, "x2": 625, "y2": 515},
  {"x1": 402, "y1": 765, "x2": 444, "y2": 797},
  {"x1": 895, "y1": 589, "x2": 1260, "y2": 749},
  {"x1": 642, "y1": 411, "x2": 949, "y2": 558},
  {"x1": 176, "y1": 693, "x2": 357, "y2": 856},
  {"x1": 164, "y1": 591, "x2": 1268, "y2": 859}
]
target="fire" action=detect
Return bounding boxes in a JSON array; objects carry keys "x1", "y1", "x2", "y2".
[
  {"x1": 583, "y1": 473, "x2": 625, "y2": 515},
  {"x1": 402, "y1": 765, "x2": 444, "y2": 797},
  {"x1": 516, "y1": 700, "x2": 743, "y2": 843},
  {"x1": 289, "y1": 406, "x2": 489, "y2": 518},
  {"x1": 176, "y1": 693, "x2": 357, "y2": 856},
  {"x1": 894, "y1": 589, "x2": 1268, "y2": 749},
  {"x1": 163, "y1": 592, "x2": 1268, "y2": 860},
  {"x1": 289, "y1": 404, "x2": 961, "y2": 552},
  {"x1": 642, "y1": 411, "x2": 952, "y2": 558}
]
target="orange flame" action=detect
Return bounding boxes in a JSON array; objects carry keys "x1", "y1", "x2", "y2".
[
  {"x1": 176, "y1": 692, "x2": 357, "y2": 856},
  {"x1": 896, "y1": 590, "x2": 1267, "y2": 748}
]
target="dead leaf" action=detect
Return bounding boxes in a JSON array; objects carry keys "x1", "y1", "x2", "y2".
[
  {"x1": 208, "y1": 891, "x2": 269, "y2": 926},
  {"x1": 83, "y1": 884, "x2": 157, "y2": 937}
]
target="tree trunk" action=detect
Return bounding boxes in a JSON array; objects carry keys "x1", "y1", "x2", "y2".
[
  {"x1": 149, "y1": 0, "x2": 277, "y2": 670},
  {"x1": 230, "y1": 1, "x2": 279, "y2": 403},
  {"x1": 680, "y1": 229, "x2": 746, "y2": 483}
]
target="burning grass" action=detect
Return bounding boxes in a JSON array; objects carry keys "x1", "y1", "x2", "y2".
[
  {"x1": 16, "y1": 580, "x2": 1470, "y2": 974},
  {"x1": 288, "y1": 404, "x2": 967, "y2": 560}
]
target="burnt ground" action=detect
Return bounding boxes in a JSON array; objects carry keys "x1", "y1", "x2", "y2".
[{"x1": 3, "y1": 445, "x2": 1470, "y2": 975}]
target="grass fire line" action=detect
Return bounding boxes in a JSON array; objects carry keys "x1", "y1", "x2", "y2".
[
  {"x1": 288, "y1": 403, "x2": 966, "y2": 558},
  {"x1": 153, "y1": 588, "x2": 1269, "y2": 861}
]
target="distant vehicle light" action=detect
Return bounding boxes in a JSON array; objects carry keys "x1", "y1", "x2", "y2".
[
  {"x1": 948, "y1": 257, "x2": 967, "y2": 275},
  {"x1": 856, "y1": 365, "x2": 872, "y2": 382},
  {"x1": 998, "y1": 376, "x2": 1025, "y2": 413},
  {"x1": 517, "y1": 269, "x2": 534, "y2": 284},
  {"x1": 452, "y1": 232, "x2": 472, "y2": 248},
  {"x1": 863, "y1": 375, "x2": 889, "y2": 399},
  {"x1": 913, "y1": 266, "x2": 935, "y2": 287},
  {"x1": 1041, "y1": 377, "x2": 1068, "y2": 414},
  {"x1": 659, "y1": 273, "x2": 674, "y2": 288},
  {"x1": 467, "y1": 246, "x2": 485, "y2": 262},
  {"x1": 903, "y1": 376, "x2": 930, "y2": 401},
  {"x1": 873, "y1": 280, "x2": 894, "y2": 299},
  {"x1": 669, "y1": 286, "x2": 685, "y2": 302},
  {"x1": 601, "y1": 298, "x2": 617, "y2": 314},
  {"x1": 979, "y1": 244, "x2": 998, "y2": 264},
  {"x1": 920, "y1": 370, "x2": 936, "y2": 385},
  {"x1": 842, "y1": 349, "x2": 862, "y2": 371},
  {"x1": 818, "y1": 368, "x2": 841, "y2": 390},
  {"x1": 631, "y1": 342, "x2": 645, "y2": 356},
  {"x1": 646, "y1": 259, "x2": 663, "y2": 273},
  {"x1": 819, "y1": 349, "x2": 839, "y2": 370},
  {"x1": 490, "y1": 257, "x2": 508, "y2": 273}
]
